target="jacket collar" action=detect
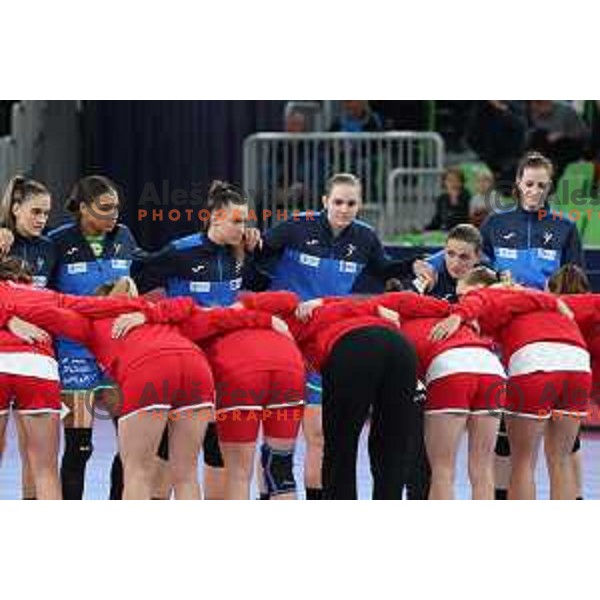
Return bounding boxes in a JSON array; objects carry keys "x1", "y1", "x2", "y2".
[
  {"x1": 318, "y1": 211, "x2": 354, "y2": 242},
  {"x1": 516, "y1": 201, "x2": 551, "y2": 217}
]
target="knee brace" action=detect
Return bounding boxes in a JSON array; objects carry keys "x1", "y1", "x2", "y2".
[
  {"x1": 157, "y1": 425, "x2": 169, "y2": 461},
  {"x1": 494, "y1": 430, "x2": 511, "y2": 457},
  {"x1": 61, "y1": 428, "x2": 93, "y2": 500},
  {"x1": 63, "y1": 428, "x2": 94, "y2": 464},
  {"x1": 260, "y1": 443, "x2": 296, "y2": 497},
  {"x1": 203, "y1": 423, "x2": 224, "y2": 468}
]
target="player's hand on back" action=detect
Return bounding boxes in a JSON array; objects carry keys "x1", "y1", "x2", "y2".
[
  {"x1": 8, "y1": 317, "x2": 50, "y2": 344},
  {"x1": 271, "y1": 316, "x2": 292, "y2": 338},
  {"x1": 429, "y1": 314, "x2": 462, "y2": 342},
  {"x1": 557, "y1": 299, "x2": 574, "y2": 320},
  {"x1": 377, "y1": 305, "x2": 400, "y2": 326},
  {"x1": 112, "y1": 312, "x2": 146, "y2": 339},
  {"x1": 295, "y1": 299, "x2": 323, "y2": 322}
]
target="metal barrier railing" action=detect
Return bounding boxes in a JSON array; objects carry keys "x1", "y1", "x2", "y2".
[
  {"x1": 243, "y1": 131, "x2": 445, "y2": 234},
  {"x1": 385, "y1": 166, "x2": 445, "y2": 235},
  {"x1": 0, "y1": 101, "x2": 47, "y2": 193},
  {"x1": 0, "y1": 137, "x2": 16, "y2": 192}
]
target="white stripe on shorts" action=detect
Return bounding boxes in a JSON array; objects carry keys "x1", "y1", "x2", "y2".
[
  {"x1": 170, "y1": 402, "x2": 215, "y2": 414},
  {"x1": 118, "y1": 404, "x2": 171, "y2": 422},
  {"x1": 426, "y1": 347, "x2": 506, "y2": 385},
  {"x1": 265, "y1": 400, "x2": 305, "y2": 410},
  {"x1": 216, "y1": 401, "x2": 305, "y2": 414},
  {"x1": 0, "y1": 352, "x2": 59, "y2": 381},
  {"x1": 508, "y1": 342, "x2": 590, "y2": 377}
]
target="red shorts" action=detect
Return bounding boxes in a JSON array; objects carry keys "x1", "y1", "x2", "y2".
[
  {"x1": 506, "y1": 371, "x2": 592, "y2": 419},
  {"x1": 426, "y1": 373, "x2": 506, "y2": 415},
  {"x1": 118, "y1": 350, "x2": 215, "y2": 420},
  {"x1": 215, "y1": 368, "x2": 305, "y2": 443},
  {"x1": 0, "y1": 373, "x2": 61, "y2": 415},
  {"x1": 590, "y1": 357, "x2": 600, "y2": 404}
]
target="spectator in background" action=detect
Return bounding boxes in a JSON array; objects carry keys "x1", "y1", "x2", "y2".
[
  {"x1": 279, "y1": 109, "x2": 311, "y2": 201},
  {"x1": 260, "y1": 108, "x2": 313, "y2": 226},
  {"x1": 588, "y1": 101, "x2": 600, "y2": 162},
  {"x1": 329, "y1": 101, "x2": 383, "y2": 133},
  {"x1": 424, "y1": 167, "x2": 471, "y2": 231},
  {"x1": 370, "y1": 101, "x2": 429, "y2": 131},
  {"x1": 285, "y1": 108, "x2": 307, "y2": 134},
  {"x1": 328, "y1": 101, "x2": 384, "y2": 203},
  {"x1": 466, "y1": 101, "x2": 527, "y2": 185},
  {"x1": 527, "y1": 100, "x2": 589, "y2": 182},
  {"x1": 433, "y1": 101, "x2": 474, "y2": 153},
  {"x1": 469, "y1": 168, "x2": 505, "y2": 228}
]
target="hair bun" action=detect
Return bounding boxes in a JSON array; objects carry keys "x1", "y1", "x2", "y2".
[{"x1": 208, "y1": 180, "x2": 232, "y2": 198}]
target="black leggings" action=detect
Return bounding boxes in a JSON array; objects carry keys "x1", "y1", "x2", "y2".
[
  {"x1": 404, "y1": 399, "x2": 431, "y2": 500},
  {"x1": 321, "y1": 326, "x2": 418, "y2": 500}
]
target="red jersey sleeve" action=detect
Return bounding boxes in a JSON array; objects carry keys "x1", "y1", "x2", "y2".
[
  {"x1": 58, "y1": 294, "x2": 148, "y2": 317},
  {"x1": 562, "y1": 294, "x2": 600, "y2": 333},
  {"x1": 239, "y1": 291, "x2": 300, "y2": 315},
  {"x1": 453, "y1": 288, "x2": 559, "y2": 326},
  {"x1": 311, "y1": 298, "x2": 379, "y2": 324},
  {"x1": 143, "y1": 297, "x2": 196, "y2": 324},
  {"x1": 180, "y1": 307, "x2": 273, "y2": 342},
  {"x1": 0, "y1": 305, "x2": 10, "y2": 328},
  {"x1": 375, "y1": 292, "x2": 450, "y2": 319},
  {"x1": 0, "y1": 302, "x2": 92, "y2": 345}
]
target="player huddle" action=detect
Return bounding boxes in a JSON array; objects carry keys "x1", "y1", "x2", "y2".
[{"x1": 0, "y1": 151, "x2": 593, "y2": 499}]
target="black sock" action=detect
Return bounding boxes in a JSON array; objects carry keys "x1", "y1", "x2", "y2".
[
  {"x1": 109, "y1": 453, "x2": 124, "y2": 500},
  {"x1": 259, "y1": 493, "x2": 271, "y2": 500},
  {"x1": 306, "y1": 487, "x2": 323, "y2": 500},
  {"x1": 495, "y1": 488, "x2": 508, "y2": 500},
  {"x1": 60, "y1": 428, "x2": 93, "y2": 500},
  {"x1": 577, "y1": 496, "x2": 584, "y2": 500}
]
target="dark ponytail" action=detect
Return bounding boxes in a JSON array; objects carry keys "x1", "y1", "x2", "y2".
[{"x1": 0, "y1": 175, "x2": 50, "y2": 231}]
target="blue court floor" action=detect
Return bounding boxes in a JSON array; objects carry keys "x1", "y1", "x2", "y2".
[{"x1": 2, "y1": 416, "x2": 600, "y2": 499}]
